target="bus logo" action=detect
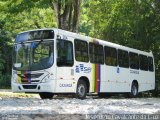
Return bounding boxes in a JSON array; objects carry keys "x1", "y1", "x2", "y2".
[{"x1": 75, "y1": 64, "x2": 91, "y2": 73}]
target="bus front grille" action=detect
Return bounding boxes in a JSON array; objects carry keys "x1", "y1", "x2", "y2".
[
  {"x1": 26, "y1": 73, "x2": 44, "y2": 78},
  {"x1": 17, "y1": 73, "x2": 43, "y2": 84},
  {"x1": 30, "y1": 80, "x2": 40, "y2": 83},
  {"x1": 20, "y1": 80, "x2": 40, "y2": 84},
  {"x1": 22, "y1": 85, "x2": 37, "y2": 89}
]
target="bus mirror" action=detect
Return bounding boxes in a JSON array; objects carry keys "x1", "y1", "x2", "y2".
[{"x1": 14, "y1": 63, "x2": 22, "y2": 68}]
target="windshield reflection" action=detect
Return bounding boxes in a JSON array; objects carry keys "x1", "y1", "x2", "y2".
[{"x1": 13, "y1": 41, "x2": 54, "y2": 71}]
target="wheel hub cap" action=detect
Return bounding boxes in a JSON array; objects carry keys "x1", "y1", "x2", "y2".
[{"x1": 78, "y1": 84, "x2": 85, "y2": 97}]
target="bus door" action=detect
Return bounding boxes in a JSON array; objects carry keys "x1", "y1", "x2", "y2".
[
  {"x1": 55, "y1": 38, "x2": 75, "y2": 92},
  {"x1": 115, "y1": 50, "x2": 130, "y2": 92}
]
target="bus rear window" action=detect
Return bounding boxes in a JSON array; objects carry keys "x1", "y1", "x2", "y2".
[
  {"x1": 148, "y1": 57, "x2": 154, "y2": 72},
  {"x1": 139, "y1": 55, "x2": 148, "y2": 71}
]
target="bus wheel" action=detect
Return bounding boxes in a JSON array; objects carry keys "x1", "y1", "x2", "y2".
[
  {"x1": 129, "y1": 83, "x2": 138, "y2": 98},
  {"x1": 39, "y1": 92, "x2": 54, "y2": 99},
  {"x1": 76, "y1": 80, "x2": 87, "y2": 99}
]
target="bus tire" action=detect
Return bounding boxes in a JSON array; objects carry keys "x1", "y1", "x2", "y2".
[
  {"x1": 129, "y1": 82, "x2": 138, "y2": 98},
  {"x1": 76, "y1": 80, "x2": 87, "y2": 99},
  {"x1": 39, "y1": 92, "x2": 54, "y2": 99}
]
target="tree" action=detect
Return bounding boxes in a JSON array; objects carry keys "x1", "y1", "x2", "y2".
[
  {"x1": 3, "y1": 0, "x2": 82, "y2": 32},
  {"x1": 85, "y1": 0, "x2": 160, "y2": 92},
  {"x1": 0, "y1": 18, "x2": 13, "y2": 74},
  {"x1": 51, "y1": 0, "x2": 82, "y2": 32}
]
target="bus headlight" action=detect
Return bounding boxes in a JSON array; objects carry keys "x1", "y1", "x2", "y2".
[
  {"x1": 12, "y1": 73, "x2": 18, "y2": 83},
  {"x1": 41, "y1": 75, "x2": 51, "y2": 83}
]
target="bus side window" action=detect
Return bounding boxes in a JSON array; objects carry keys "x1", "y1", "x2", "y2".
[
  {"x1": 57, "y1": 39, "x2": 74, "y2": 67},
  {"x1": 148, "y1": 57, "x2": 154, "y2": 72},
  {"x1": 104, "y1": 46, "x2": 117, "y2": 66},
  {"x1": 118, "y1": 49, "x2": 129, "y2": 68},
  {"x1": 89, "y1": 43, "x2": 104, "y2": 64},
  {"x1": 74, "y1": 39, "x2": 89, "y2": 62},
  {"x1": 129, "y1": 52, "x2": 139, "y2": 70},
  {"x1": 139, "y1": 55, "x2": 148, "y2": 71}
]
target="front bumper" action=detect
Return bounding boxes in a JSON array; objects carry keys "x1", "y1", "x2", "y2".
[{"x1": 12, "y1": 80, "x2": 56, "y2": 93}]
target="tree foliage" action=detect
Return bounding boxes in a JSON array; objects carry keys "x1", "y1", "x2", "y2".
[
  {"x1": 82, "y1": 0, "x2": 160, "y2": 87},
  {"x1": 2, "y1": 0, "x2": 82, "y2": 32}
]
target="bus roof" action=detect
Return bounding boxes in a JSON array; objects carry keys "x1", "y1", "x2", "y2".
[{"x1": 56, "y1": 29, "x2": 153, "y2": 57}]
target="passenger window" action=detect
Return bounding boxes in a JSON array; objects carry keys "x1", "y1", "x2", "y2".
[
  {"x1": 57, "y1": 39, "x2": 74, "y2": 66},
  {"x1": 148, "y1": 57, "x2": 154, "y2": 72},
  {"x1": 129, "y1": 52, "x2": 139, "y2": 69},
  {"x1": 74, "y1": 39, "x2": 89, "y2": 62},
  {"x1": 118, "y1": 49, "x2": 129, "y2": 68},
  {"x1": 139, "y1": 55, "x2": 148, "y2": 71},
  {"x1": 89, "y1": 43, "x2": 104, "y2": 64},
  {"x1": 104, "y1": 46, "x2": 117, "y2": 66}
]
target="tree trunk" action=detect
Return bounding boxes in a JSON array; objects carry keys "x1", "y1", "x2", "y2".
[
  {"x1": 72, "y1": 0, "x2": 81, "y2": 32},
  {"x1": 50, "y1": 0, "x2": 82, "y2": 32}
]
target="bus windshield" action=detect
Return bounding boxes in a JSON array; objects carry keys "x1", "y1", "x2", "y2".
[
  {"x1": 15, "y1": 30, "x2": 54, "y2": 43},
  {"x1": 13, "y1": 41, "x2": 54, "y2": 71}
]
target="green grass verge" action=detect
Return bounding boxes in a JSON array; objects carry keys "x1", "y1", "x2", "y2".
[{"x1": 0, "y1": 92, "x2": 39, "y2": 98}]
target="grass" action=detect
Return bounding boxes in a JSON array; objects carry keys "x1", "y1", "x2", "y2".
[{"x1": 0, "y1": 92, "x2": 39, "y2": 98}]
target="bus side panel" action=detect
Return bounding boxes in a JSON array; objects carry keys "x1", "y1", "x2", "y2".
[
  {"x1": 72, "y1": 62, "x2": 92, "y2": 92},
  {"x1": 100, "y1": 66, "x2": 133, "y2": 93},
  {"x1": 90, "y1": 64, "x2": 107, "y2": 93},
  {"x1": 149, "y1": 72, "x2": 155, "y2": 90},
  {"x1": 112, "y1": 67, "x2": 130, "y2": 92},
  {"x1": 55, "y1": 79, "x2": 77, "y2": 93},
  {"x1": 100, "y1": 65, "x2": 116, "y2": 92},
  {"x1": 138, "y1": 71, "x2": 155, "y2": 92},
  {"x1": 129, "y1": 69, "x2": 140, "y2": 91}
]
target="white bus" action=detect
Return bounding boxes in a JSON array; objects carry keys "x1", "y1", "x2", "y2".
[{"x1": 12, "y1": 28, "x2": 155, "y2": 99}]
